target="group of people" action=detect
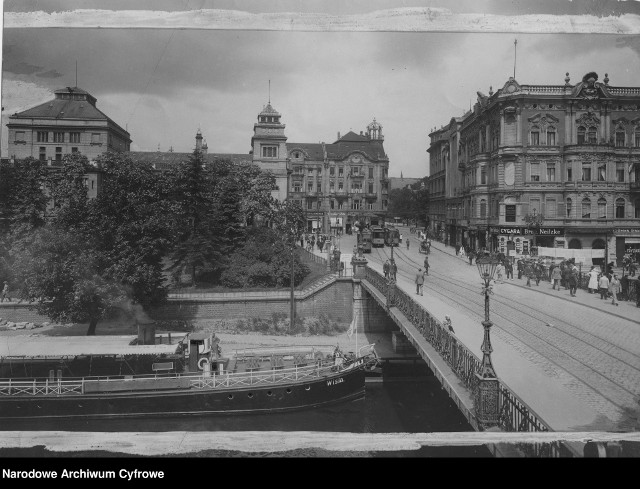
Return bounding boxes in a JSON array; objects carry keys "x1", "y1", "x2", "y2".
[
  {"x1": 303, "y1": 232, "x2": 331, "y2": 253},
  {"x1": 383, "y1": 259, "x2": 398, "y2": 281},
  {"x1": 585, "y1": 265, "x2": 622, "y2": 306}
]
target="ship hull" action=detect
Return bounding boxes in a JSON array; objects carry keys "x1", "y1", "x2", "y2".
[{"x1": 0, "y1": 365, "x2": 366, "y2": 420}]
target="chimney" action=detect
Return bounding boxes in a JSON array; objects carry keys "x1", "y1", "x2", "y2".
[
  {"x1": 337, "y1": 131, "x2": 341, "y2": 140},
  {"x1": 137, "y1": 320, "x2": 156, "y2": 345}
]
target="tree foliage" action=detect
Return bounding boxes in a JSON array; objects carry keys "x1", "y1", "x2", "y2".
[{"x1": 387, "y1": 177, "x2": 429, "y2": 223}]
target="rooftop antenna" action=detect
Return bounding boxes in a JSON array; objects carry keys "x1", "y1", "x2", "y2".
[{"x1": 513, "y1": 39, "x2": 517, "y2": 79}]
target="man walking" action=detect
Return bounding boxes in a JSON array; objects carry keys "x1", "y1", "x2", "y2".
[
  {"x1": 391, "y1": 259, "x2": 398, "y2": 281},
  {"x1": 423, "y1": 256, "x2": 430, "y2": 276},
  {"x1": 551, "y1": 265, "x2": 562, "y2": 290},
  {"x1": 609, "y1": 274, "x2": 621, "y2": 306},
  {"x1": 468, "y1": 249, "x2": 475, "y2": 266},
  {"x1": 383, "y1": 260, "x2": 390, "y2": 279},
  {"x1": 598, "y1": 272, "x2": 610, "y2": 300},
  {"x1": 415, "y1": 268, "x2": 425, "y2": 296},
  {"x1": 505, "y1": 260, "x2": 513, "y2": 280},
  {"x1": 568, "y1": 265, "x2": 578, "y2": 297}
]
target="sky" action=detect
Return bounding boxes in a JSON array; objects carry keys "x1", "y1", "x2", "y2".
[{"x1": 3, "y1": 1, "x2": 640, "y2": 178}]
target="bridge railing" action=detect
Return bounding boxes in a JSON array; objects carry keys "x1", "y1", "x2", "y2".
[{"x1": 363, "y1": 265, "x2": 572, "y2": 456}]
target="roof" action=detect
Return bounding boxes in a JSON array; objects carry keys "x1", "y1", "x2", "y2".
[
  {"x1": 127, "y1": 151, "x2": 253, "y2": 170},
  {"x1": 0, "y1": 335, "x2": 181, "y2": 359},
  {"x1": 259, "y1": 103, "x2": 281, "y2": 116},
  {"x1": 336, "y1": 131, "x2": 369, "y2": 142},
  {"x1": 287, "y1": 143, "x2": 325, "y2": 160}
]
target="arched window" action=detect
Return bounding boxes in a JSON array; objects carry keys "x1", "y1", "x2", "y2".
[
  {"x1": 615, "y1": 127, "x2": 626, "y2": 147},
  {"x1": 480, "y1": 199, "x2": 487, "y2": 218},
  {"x1": 530, "y1": 126, "x2": 540, "y2": 146},
  {"x1": 588, "y1": 126, "x2": 598, "y2": 144},
  {"x1": 581, "y1": 198, "x2": 591, "y2": 219},
  {"x1": 615, "y1": 198, "x2": 625, "y2": 218},
  {"x1": 566, "y1": 198, "x2": 572, "y2": 218},
  {"x1": 592, "y1": 238, "x2": 606, "y2": 249},
  {"x1": 546, "y1": 126, "x2": 556, "y2": 146},
  {"x1": 577, "y1": 126, "x2": 586, "y2": 144},
  {"x1": 597, "y1": 197, "x2": 607, "y2": 219},
  {"x1": 568, "y1": 238, "x2": 582, "y2": 249}
]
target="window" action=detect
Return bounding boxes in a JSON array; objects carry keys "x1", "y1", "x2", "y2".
[
  {"x1": 91, "y1": 133, "x2": 101, "y2": 145},
  {"x1": 317, "y1": 167, "x2": 322, "y2": 175},
  {"x1": 351, "y1": 182, "x2": 362, "y2": 193},
  {"x1": 530, "y1": 162, "x2": 540, "y2": 182},
  {"x1": 588, "y1": 126, "x2": 597, "y2": 144},
  {"x1": 546, "y1": 127, "x2": 556, "y2": 146},
  {"x1": 15, "y1": 131, "x2": 25, "y2": 142},
  {"x1": 338, "y1": 182, "x2": 344, "y2": 191},
  {"x1": 293, "y1": 182, "x2": 301, "y2": 193},
  {"x1": 567, "y1": 164, "x2": 572, "y2": 181},
  {"x1": 581, "y1": 198, "x2": 591, "y2": 219},
  {"x1": 294, "y1": 152, "x2": 300, "y2": 158},
  {"x1": 37, "y1": 131, "x2": 48, "y2": 142},
  {"x1": 71, "y1": 147, "x2": 78, "y2": 153},
  {"x1": 368, "y1": 183, "x2": 374, "y2": 194},
  {"x1": 616, "y1": 198, "x2": 625, "y2": 218},
  {"x1": 530, "y1": 126, "x2": 540, "y2": 145},
  {"x1": 616, "y1": 129, "x2": 626, "y2": 147},
  {"x1": 505, "y1": 204, "x2": 516, "y2": 222},
  {"x1": 616, "y1": 163, "x2": 625, "y2": 182},
  {"x1": 53, "y1": 132, "x2": 64, "y2": 143},
  {"x1": 307, "y1": 200, "x2": 313, "y2": 210},
  {"x1": 338, "y1": 167, "x2": 344, "y2": 177},
  {"x1": 330, "y1": 200, "x2": 335, "y2": 210},
  {"x1": 598, "y1": 198, "x2": 607, "y2": 219},
  {"x1": 295, "y1": 166, "x2": 303, "y2": 174},
  {"x1": 546, "y1": 163, "x2": 556, "y2": 182},
  {"x1": 329, "y1": 181, "x2": 335, "y2": 192},
  {"x1": 307, "y1": 182, "x2": 313, "y2": 192},
  {"x1": 368, "y1": 167, "x2": 374, "y2": 179},
  {"x1": 597, "y1": 164, "x2": 606, "y2": 182},
  {"x1": 69, "y1": 132, "x2": 80, "y2": 143},
  {"x1": 330, "y1": 166, "x2": 335, "y2": 176},
  {"x1": 635, "y1": 129, "x2": 640, "y2": 147},
  {"x1": 577, "y1": 126, "x2": 586, "y2": 144},
  {"x1": 545, "y1": 198, "x2": 556, "y2": 218},
  {"x1": 566, "y1": 198, "x2": 572, "y2": 218},
  {"x1": 368, "y1": 203, "x2": 374, "y2": 210},
  {"x1": 581, "y1": 163, "x2": 591, "y2": 181},
  {"x1": 530, "y1": 198, "x2": 540, "y2": 216},
  {"x1": 262, "y1": 146, "x2": 277, "y2": 157},
  {"x1": 39, "y1": 146, "x2": 46, "y2": 161},
  {"x1": 307, "y1": 168, "x2": 313, "y2": 174},
  {"x1": 480, "y1": 166, "x2": 486, "y2": 184},
  {"x1": 55, "y1": 147, "x2": 62, "y2": 162},
  {"x1": 480, "y1": 199, "x2": 487, "y2": 218},
  {"x1": 382, "y1": 169, "x2": 388, "y2": 178},
  {"x1": 317, "y1": 183, "x2": 322, "y2": 193},
  {"x1": 382, "y1": 200, "x2": 387, "y2": 210},
  {"x1": 352, "y1": 200, "x2": 361, "y2": 210}
]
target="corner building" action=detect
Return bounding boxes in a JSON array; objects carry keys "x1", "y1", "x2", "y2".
[{"x1": 428, "y1": 72, "x2": 640, "y2": 266}]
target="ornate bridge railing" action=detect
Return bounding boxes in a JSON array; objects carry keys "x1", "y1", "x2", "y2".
[{"x1": 362, "y1": 265, "x2": 572, "y2": 457}]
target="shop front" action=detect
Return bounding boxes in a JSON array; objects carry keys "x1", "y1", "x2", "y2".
[
  {"x1": 490, "y1": 226, "x2": 564, "y2": 257},
  {"x1": 329, "y1": 216, "x2": 345, "y2": 235},
  {"x1": 614, "y1": 228, "x2": 640, "y2": 265}
]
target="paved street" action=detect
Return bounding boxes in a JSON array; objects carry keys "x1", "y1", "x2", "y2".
[{"x1": 311, "y1": 226, "x2": 640, "y2": 431}]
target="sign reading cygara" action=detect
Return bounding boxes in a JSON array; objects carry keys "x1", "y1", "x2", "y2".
[{"x1": 490, "y1": 227, "x2": 564, "y2": 236}]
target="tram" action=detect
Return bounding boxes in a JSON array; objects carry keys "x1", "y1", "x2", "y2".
[
  {"x1": 357, "y1": 229, "x2": 373, "y2": 253},
  {"x1": 384, "y1": 227, "x2": 400, "y2": 247},
  {"x1": 371, "y1": 226, "x2": 385, "y2": 248}
]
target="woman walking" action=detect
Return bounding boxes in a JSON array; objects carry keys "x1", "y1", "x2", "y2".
[{"x1": 587, "y1": 266, "x2": 599, "y2": 294}]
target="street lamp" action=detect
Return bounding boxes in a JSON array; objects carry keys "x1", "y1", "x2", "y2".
[{"x1": 474, "y1": 254, "x2": 500, "y2": 427}]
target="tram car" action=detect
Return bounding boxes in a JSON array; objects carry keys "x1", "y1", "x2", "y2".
[
  {"x1": 371, "y1": 226, "x2": 385, "y2": 248},
  {"x1": 384, "y1": 227, "x2": 400, "y2": 247},
  {"x1": 357, "y1": 229, "x2": 373, "y2": 253}
]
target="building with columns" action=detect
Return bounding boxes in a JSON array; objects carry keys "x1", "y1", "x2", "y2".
[{"x1": 428, "y1": 71, "x2": 640, "y2": 266}]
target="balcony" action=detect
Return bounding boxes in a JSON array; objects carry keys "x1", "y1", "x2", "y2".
[
  {"x1": 365, "y1": 193, "x2": 378, "y2": 200},
  {"x1": 631, "y1": 181, "x2": 640, "y2": 190},
  {"x1": 350, "y1": 173, "x2": 365, "y2": 179}
]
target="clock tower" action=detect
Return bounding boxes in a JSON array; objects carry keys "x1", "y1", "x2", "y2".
[{"x1": 251, "y1": 102, "x2": 289, "y2": 202}]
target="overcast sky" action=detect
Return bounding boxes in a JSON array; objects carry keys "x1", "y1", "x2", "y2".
[{"x1": 3, "y1": 1, "x2": 640, "y2": 177}]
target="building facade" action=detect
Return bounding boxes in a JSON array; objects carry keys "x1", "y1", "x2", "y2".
[
  {"x1": 428, "y1": 71, "x2": 640, "y2": 266},
  {"x1": 6, "y1": 87, "x2": 131, "y2": 164}
]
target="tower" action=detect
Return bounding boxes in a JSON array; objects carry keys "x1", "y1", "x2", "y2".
[
  {"x1": 195, "y1": 128, "x2": 203, "y2": 152},
  {"x1": 251, "y1": 102, "x2": 289, "y2": 201}
]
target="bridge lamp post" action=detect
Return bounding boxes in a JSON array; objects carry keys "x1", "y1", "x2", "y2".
[{"x1": 475, "y1": 254, "x2": 500, "y2": 428}]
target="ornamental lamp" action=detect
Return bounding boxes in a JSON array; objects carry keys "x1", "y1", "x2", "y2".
[{"x1": 476, "y1": 255, "x2": 499, "y2": 284}]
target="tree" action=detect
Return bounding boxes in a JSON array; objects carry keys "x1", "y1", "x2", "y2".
[{"x1": 387, "y1": 178, "x2": 430, "y2": 225}]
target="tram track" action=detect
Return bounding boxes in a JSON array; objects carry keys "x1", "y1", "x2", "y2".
[{"x1": 368, "y1": 244, "x2": 640, "y2": 413}]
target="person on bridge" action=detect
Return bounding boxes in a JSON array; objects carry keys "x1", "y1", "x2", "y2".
[
  {"x1": 415, "y1": 268, "x2": 425, "y2": 296},
  {"x1": 609, "y1": 274, "x2": 621, "y2": 306},
  {"x1": 598, "y1": 273, "x2": 610, "y2": 300},
  {"x1": 383, "y1": 260, "x2": 390, "y2": 279},
  {"x1": 423, "y1": 256, "x2": 429, "y2": 276},
  {"x1": 406, "y1": 238, "x2": 410, "y2": 250},
  {"x1": 390, "y1": 259, "x2": 398, "y2": 281}
]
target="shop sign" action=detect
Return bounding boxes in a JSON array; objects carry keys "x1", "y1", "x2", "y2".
[
  {"x1": 614, "y1": 228, "x2": 640, "y2": 235},
  {"x1": 490, "y1": 226, "x2": 564, "y2": 236},
  {"x1": 625, "y1": 244, "x2": 640, "y2": 253}
]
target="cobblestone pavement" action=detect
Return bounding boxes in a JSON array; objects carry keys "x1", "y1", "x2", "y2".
[{"x1": 314, "y1": 228, "x2": 640, "y2": 431}]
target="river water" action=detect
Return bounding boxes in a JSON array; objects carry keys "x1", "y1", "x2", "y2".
[{"x1": 0, "y1": 364, "x2": 492, "y2": 458}]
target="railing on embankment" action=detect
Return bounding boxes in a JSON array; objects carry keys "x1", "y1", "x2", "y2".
[{"x1": 362, "y1": 266, "x2": 570, "y2": 457}]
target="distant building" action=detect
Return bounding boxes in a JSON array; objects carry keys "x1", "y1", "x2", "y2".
[
  {"x1": 6, "y1": 86, "x2": 131, "y2": 164},
  {"x1": 389, "y1": 176, "x2": 421, "y2": 190},
  {"x1": 428, "y1": 71, "x2": 640, "y2": 266}
]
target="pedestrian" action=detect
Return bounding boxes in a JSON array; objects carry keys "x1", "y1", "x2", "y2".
[
  {"x1": 423, "y1": 256, "x2": 430, "y2": 276},
  {"x1": 468, "y1": 250, "x2": 475, "y2": 266},
  {"x1": 609, "y1": 274, "x2": 621, "y2": 306},
  {"x1": 620, "y1": 274, "x2": 630, "y2": 301},
  {"x1": 598, "y1": 273, "x2": 610, "y2": 300},
  {"x1": 406, "y1": 238, "x2": 410, "y2": 250},
  {"x1": 1, "y1": 282, "x2": 10, "y2": 302},
  {"x1": 524, "y1": 262, "x2": 533, "y2": 287},
  {"x1": 339, "y1": 261, "x2": 345, "y2": 277},
  {"x1": 399, "y1": 233, "x2": 403, "y2": 244},
  {"x1": 391, "y1": 259, "x2": 398, "y2": 281},
  {"x1": 459, "y1": 246, "x2": 466, "y2": 259},
  {"x1": 496, "y1": 262, "x2": 504, "y2": 283},
  {"x1": 517, "y1": 259, "x2": 523, "y2": 279},
  {"x1": 630, "y1": 262, "x2": 637, "y2": 277},
  {"x1": 311, "y1": 235, "x2": 316, "y2": 249},
  {"x1": 455, "y1": 244, "x2": 460, "y2": 255},
  {"x1": 587, "y1": 266, "x2": 599, "y2": 294},
  {"x1": 561, "y1": 263, "x2": 569, "y2": 290},
  {"x1": 383, "y1": 259, "x2": 390, "y2": 279},
  {"x1": 505, "y1": 260, "x2": 514, "y2": 279},
  {"x1": 568, "y1": 266, "x2": 578, "y2": 297},
  {"x1": 551, "y1": 265, "x2": 562, "y2": 290},
  {"x1": 415, "y1": 268, "x2": 425, "y2": 296},
  {"x1": 534, "y1": 262, "x2": 543, "y2": 286}
]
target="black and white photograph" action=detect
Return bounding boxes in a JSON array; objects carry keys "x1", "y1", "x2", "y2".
[{"x1": 1, "y1": 0, "x2": 640, "y2": 466}]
